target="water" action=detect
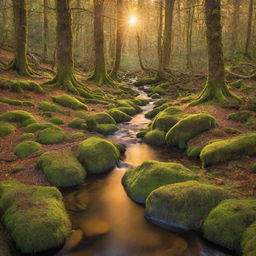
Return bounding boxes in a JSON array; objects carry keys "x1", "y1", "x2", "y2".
[{"x1": 62, "y1": 88, "x2": 233, "y2": 256}]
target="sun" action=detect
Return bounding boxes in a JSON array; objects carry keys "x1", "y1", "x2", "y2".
[{"x1": 129, "y1": 15, "x2": 138, "y2": 25}]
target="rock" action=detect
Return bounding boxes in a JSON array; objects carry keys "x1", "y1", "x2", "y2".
[
  {"x1": 14, "y1": 141, "x2": 42, "y2": 158},
  {"x1": 94, "y1": 124, "x2": 118, "y2": 135},
  {"x1": 116, "y1": 107, "x2": 137, "y2": 116},
  {"x1": 107, "y1": 109, "x2": 132, "y2": 123},
  {"x1": 228, "y1": 111, "x2": 252, "y2": 123},
  {"x1": 122, "y1": 160, "x2": 197, "y2": 204},
  {"x1": 25, "y1": 122, "x2": 58, "y2": 132},
  {"x1": 0, "y1": 110, "x2": 37, "y2": 126},
  {"x1": 0, "y1": 122, "x2": 15, "y2": 138},
  {"x1": 143, "y1": 130, "x2": 166, "y2": 146},
  {"x1": 145, "y1": 181, "x2": 233, "y2": 231},
  {"x1": 52, "y1": 94, "x2": 88, "y2": 110},
  {"x1": 151, "y1": 93, "x2": 160, "y2": 99},
  {"x1": 37, "y1": 127, "x2": 66, "y2": 144},
  {"x1": 186, "y1": 145, "x2": 202, "y2": 158},
  {"x1": 0, "y1": 180, "x2": 71, "y2": 254},
  {"x1": 203, "y1": 199, "x2": 256, "y2": 253},
  {"x1": 38, "y1": 151, "x2": 86, "y2": 187},
  {"x1": 200, "y1": 133, "x2": 256, "y2": 167},
  {"x1": 38, "y1": 101, "x2": 66, "y2": 113},
  {"x1": 241, "y1": 221, "x2": 256, "y2": 256},
  {"x1": 165, "y1": 113, "x2": 217, "y2": 149},
  {"x1": 78, "y1": 137, "x2": 120, "y2": 174},
  {"x1": 145, "y1": 103, "x2": 169, "y2": 119}
]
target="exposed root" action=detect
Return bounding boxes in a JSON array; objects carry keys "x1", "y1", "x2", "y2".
[{"x1": 87, "y1": 72, "x2": 119, "y2": 87}]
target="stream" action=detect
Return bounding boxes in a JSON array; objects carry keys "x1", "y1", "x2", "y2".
[{"x1": 61, "y1": 88, "x2": 233, "y2": 256}]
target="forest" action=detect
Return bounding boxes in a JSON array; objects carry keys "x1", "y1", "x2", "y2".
[{"x1": 0, "y1": 0, "x2": 256, "y2": 255}]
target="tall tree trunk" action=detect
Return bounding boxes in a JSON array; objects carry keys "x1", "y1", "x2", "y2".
[
  {"x1": 157, "y1": 2, "x2": 164, "y2": 76},
  {"x1": 137, "y1": 33, "x2": 146, "y2": 71},
  {"x1": 111, "y1": 0, "x2": 124, "y2": 79},
  {"x1": 191, "y1": 0, "x2": 240, "y2": 105},
  {"x1": 7, "y1": 0, "x2": 35, "y2": 76},
  {"x1": 43, "y1": 0, "x2": 49, "y2": 59},
  {"x1": 231, "y1": 0, "x2": 240, "y2": 51},
  {"x1": 46, "y1": 0, "x2": 81, "y2": 94},
  {"x1": 245, "y1": 0, "x2": 253, "y2": 57}
]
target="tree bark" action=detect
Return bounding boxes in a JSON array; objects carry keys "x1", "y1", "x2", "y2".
[
  {"x1": 43, "y1": 0, "x2": 49, "y2": 59},
  {"x1": 191, "y1": 0, "x2": 240, "y2": 105},
  {"x1": 230, "y1": 0, "x2": 240, "y2": 50},
  {"x1": 245, "y1": 0, "x2": 253, "y2": 57}
]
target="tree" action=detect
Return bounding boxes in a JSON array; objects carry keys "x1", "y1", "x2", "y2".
[
  {"x1": 191, "y1": 0, "x2": 240, "y2": 105},
  {"x1": 46, "y1": 0, "x2": 81, "y2": 94},
  {"x1": 245, "y1": 0, "x2": 253, "y2": 57},
  {"x1": 43, "y1": 0, "x2": 49, "y2": 59},
  {"x1": 7, "y1": 0, "x2": 35, "y2": 76}
]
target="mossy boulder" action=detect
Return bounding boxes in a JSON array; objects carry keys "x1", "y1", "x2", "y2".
[
  {"x1": 228, "y1": 111, "x2": 252, "y2": 123},
  {"x1": 75, "y1": 111, "x2": 89, "y2": 119},
  {"x1": 143, "y1": 130, "x2": 166, "y2": 146},
  {"x1": 71, "y1": 132, "x2": 85, "y2": 139},
  {"x1": 133, "y1": 97, "x2": 150, "y2": 106},
  {"x1": 151, "y1": 93, "x2": 160, "y2": 99},
  {"x1": 0, "y1": 180, "x2": 71, "y2": 253},
  {"x1": 117, "y1": 99, "x2": 141, "y2": 112},
  {"x1": 203, "y1": 199, "x2": 256, "y2": 252},
  {"x1": 51, "y1": 117, "x2": 64, "y2": 125},
  {"x1": 38, "y1": 151, "x2": 86, "y2": 187},
  {"x1": 122, "y1": 161, "x2": 197, "y2": 204},
  {"x1": 38, "y1": 101, "x2": 66, "y2": 113},
  {"x1": 186, "y1": 146, "x2": 202, "y2": 158},
  {"x1": 242, "y1": 221, "x2": 256, "y2": 256},
  {"x1": 25, "y1": 122, "x2": 57, "y2": 132},
  {"x1": 145, "y1": 181, "x2": 233, "y2": 231},
  {"x1": 0, "y1": 241, "x2": 11, "y2": 256},
  {"x1": 0, "y1": 110, "x2": 37, "y2": 127},
  {"x1": 200, "y1": 133, "x2": 256, "y2": 167},
  {"x1": 78, "y1": 137, "x2": 120, "y2": 174},
  {"x1": 52, "y1": 94, "x2": 88, "y2": 110},
  {"x1": 107, "y1": 109, "x2": 131, "y2": 123},
  {"x1": 95, "y1": 124, "x2": 118, "y2": 135},
  {"x1": 87, "y1": 112, "x2": 116, "y2": 125},
  {"x1": 116, "y1": 107, "x2": 136, "y2": 116},
  {"x1": 166, "y1": 113, "x2": 217, "y2": 149},
  {"x1": 14, "y1": 141, "x2": 42, "y2": 158},
  {"x1": 0, "y1": 122, "x2": 15, "y2": 137},
  {"x1": 68, "y1": 118, "x2": 87, "y2": 130},
  {"x1": 19, "y1": 133, "x2": 34, "y2": 141},
  {"x1": 0, "y1": 97, "x2": 33, "y2": 106},
  {"x1": 37, "y1": 127, "x2": 66, "y2": 144},
  {"x1": 145, "y1": 104, "x2": 169, "y2": 119}
]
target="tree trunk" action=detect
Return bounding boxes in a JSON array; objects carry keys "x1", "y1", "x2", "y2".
[
  {"x1": 191, "y1": 0, "x2": 240, "y2": 105},
  {"x1": 137, "y1": 33, "x2": 146, "y2": 71},
  {"x1": 43, "y1": 0, "x2": 49, "y2": 59},
  {"x1": 245, "y1": 0, "x2": 253, "y2": 57},
  {"x1": 7, "y1": 0, "x2": 34, "y2": 76},
  {"x1": 230, "y1": 0, "x2": 240, "y2": 50}
]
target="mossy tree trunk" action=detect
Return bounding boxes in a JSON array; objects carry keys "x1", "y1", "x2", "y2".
[
  {"x1": 245, "y1": 0, "x2": 253, "y2": 57},
  {"x1": 46, "y1": 0, "x2": 81, "y2": 94},
  {"x1": 191, "y1": 0, "x2": 240, "y2": 105},
  {"x1": 7, "y1": 0, "x2": 35, "y2": 76},
  {"x1": 43, "y1": 0, "x2": 49, "y2": 59},
  {"x1": 88, "y1": 0, "x2": 117, "y2": 86}
]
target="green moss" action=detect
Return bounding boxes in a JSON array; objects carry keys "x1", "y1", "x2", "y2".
[
  {"x1": 133, "y1": 77, "x2": 162, "y2": 87},
  {"x1": 145, "y1": 103, "x2": 169, "y2": 119},
  {"x1": 229, "y1": 79, "x2": 243, "y2": 89},
  {"x1": 18, "y1": 80, "x2": 45, "y2": 94},
  {"x1": 145, "y1": 181, "x2": 233, "y2": 231},
  {"x1": 122, "y1": 161, "x2": 197, "y2": 204},
  {"x1": 203, "y1": 199, "x2": 256, "y2": 252},
  {"x1": 143, "y1": 130, "x2": 166, "y2": 146},
  {"x1": 225, "y1": 127, "x2": 241, "y2": 134},
  {"x1": 0, "y1": 180, "x2": 71, "y2": 253},
  {"x1": 116, "y1": 107, "x2": 136, "y2": 116},
  {"x1": 151, "y1": 93, "x2": 160, "y2": 99},
  {"x1": 0, "y1": 110, "x2": 37, "y2": 126},
  {"x1": 0, "y1": 122, "x2": 16, "y2": 137},
  {"x1": 107, "y1": 109, "x2": 131, "y2": 123},
  {"x1": 133, "y1": 97, "x2": 150, "y2": 106},
  {"x1": 37, "y1": 127, "x2": 66, "y2": 145},
  {"x1": 228, "y1": 111, "x2": 252, "y2": 123},
  {"x1": 10, "y1": 166, "x2": 25, "y2": 174},
  {"x1": 52, "y1": 94, "x2": 88, "y2": 110},
  {"x1": 0, "y1": 97, "x2": 33, "y2": 106},
  {"x1": 117, "y1": 99, "x2": 141, "y2": 113},
  {"x1": 242, "y1": 221, "x2": 256, "y2": 256},
  {"x1": 186, "y1": 146, "x2": 202, "y2": 158},
  {"x1": 166, "y1": 113, "x2": 217, "y2": 149},
  {"x1": 200, "y1": 133, "x2": 256, "y2": 167},
  {"x1": 68, "y1": 118, "x2": 87, "y2": 130},
  {"x1": 87, "y1": 112, "x2": 116, "y2": 125},
  {"x1": 25, "y1": 122, "x2": 58, "y2": 132},
  {"x1": 38, "y1": 101, "x2": 66, "y2": 113},
  {"x1": 14, "y1": 141, "x2": 41, "y2": 158},
  {"x1": 75, "y1": 111, "x2": 89, "y2": 119},
  {"x1": 38, "y1": 151, "x2": 86, "y2": 187},
  {"x1": 51, "y1": 117, "x2": 64, "y2": 125},
  {"x1": 151, "y1": 82, "x2": 169, "y2": 95},
  {"x1": 250, "y1": 163, "x2": 256, "y2": 173},
  {"x1": 19, "y1": 133, "x2": 34, "y2": 141},
  {"x1": 0, "y1": 241, "x2": 11, "y2": 256},
  {"x1": 78, "y1": 137, "x2": 120, "y2": 174},
  {"x1": 95, "y1": 124, "x2": 118, "y2": 135},
  {"x1": 71, "y1": 132, "x2": 85, "y2": 139}
]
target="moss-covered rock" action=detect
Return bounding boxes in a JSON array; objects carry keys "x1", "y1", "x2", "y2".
[
  {"x1": 68, "y1": 118, "x2": 87, "y2": 130},
  {"x1": 241, "y1": 221, "x2": 256, "y2": 256},
  {"x1": 0, "y1": 122, "x2": 16, "y2": 137},
  {"x1": 78, "y1": 137, "x2": 120, "y2": 174},
  {"x1": 145, "y1": 181, "x2": 233, "y2": 231},
  {"x1": 14, "y1": 141, "x2": 42, "y2": 158},
  {"x1": 228, "y1": 111, "x2": 252, "y2": 123},
  {"x1": 186, "y1": 146, "x2": 202, "y2": 158},
  {"x1": 122, "y1": 161, "x2": 197, "y2": 204},
  {"x1": 136, "y1": 130, "x2": 147, "y2": 138},
  {"x1": 51, "y1": 117, "x2": 64, "y2": 125},
  {"x1": 0, "y1": 180, "x2": 71, "y2": 253},
  {"x1": 133, "y1": 97, "x2": 150, "y2": 106},
  {"x1": 107, "y1": 109, "x2": 131, "y2": 123},
  {"x1": 37, "y1": 127, "x2": 66, "y2": 144},
  {"x1": 87, "y1": 112, "x2": 116, "y2": 125},
  {"x1": 38, "y1": 151, "x2": 86, "y2": 187},
  {"x1": 116, "y1": 107, "x2": 136, "y2": 116},
  {"x1": 145, "y1": 104, "x2": 169, "y2": 119},
  {"x1": 117, "y1": 99, "x2": 141, "y2": 113},
  {"x1": 75, "y1": 111, "x2": 89, "y2": 120},
  {"x1": 0, "y1": 110, "x2": 37, "y2": 127},
  {"x1": 95, "y1": 124, "x2": 118, "y2": 135},
  {"x1": 225, "y1": 127, "x2": 241, "y2": 134},
  {"x1": 19, "y1": 133, "x2": 34, "y2": 141},
  {"x1": 0, "y1": 241, "x2": 11, "y2": 256},
  {"x1": 52, "y1": 94, "x2": 88, "y2": 110},
  {"x1": 203, "y1": 199, "x2": 256, "y2": 252},
  {"x1": 166, "y1": 113, "x2": 217, "y2": 149},
  {"x1": 200, "y1": 133, "x2": 256, "y2": 167},
  {"x1": 151, "y1": 93, "x2": 160, "y2": 99},
  {"x1": 71, "y1": 131, "x2": 85, "y2": 139},
  {"x1": 38, "y1": 101, "x2": 66, "y2": 113},
  {"x1": 0, "y1": 97, "x2": 33, "y2": 106},
  {"x1": 25, "y1": 122, "x2": 57, "y2": 132},
  {"x1": 143, "y1": 130, "x2": 166, "y2": 146}
]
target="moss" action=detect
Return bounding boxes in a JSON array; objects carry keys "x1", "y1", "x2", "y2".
[
  {"x1": 229, "y1": 79, "x2": 243, "y2": 89},
  {"x1": 51, "y1": 117, "x2": 64, "y2": 125},
  {"x1": 228, "y1": 111, "x2": 252, "y2": 123},
  {"x1": 0, "y1": 110, "x2": 37, "y2": 127},
  {"x1": 10, "y1": 166, "x2": 25, "y2": 174},
  {"x1": 25, "y1": 122, "x2": 58, "y2": 133},
  {"x1": 19, "y1": 133, "x2": 34, "y2": 141},
  {"x1": 117, "y1": 99, "x2": 141, "y2": 113},
  {"x1": 250, "y1": 163, "x2": 256, "y2": 173},
  {"x1": 241, "y1": 221, "x2": 256, "y2": 256},
  {"x1": 0, "y1": 180, "x2": 71, "y2": 253},
  {"x1": 0, "y1": 122, "x2": 16, "y2": 137},
  {"x1": 95, "y1": 124, "x2": 118, "y2": 135},
  {"x1": 225, "y1": 127, "x2": 241, "y2": 134},
  {"x1": 151, "y1": 107, "x2": 183, "y2": 132},
  {"x1": 78, "y1": 137, "x2": 120, "y2": 174},
  {"x1": 87, "y1": 112, "x2": 116, "y2": 125},
  {"x1": 107, "y1": 109, "x2": 131, "y2": 123},
  {"x1": 122, "y1": 161, "x2": 197, "y2": 204},
  {"x1": 145, "y1": 103, "x2": 169, "y2": 119},
  {"x1": 133, "y1": 97, "x2": 150, "y2": 106},
  {"x1": 38, "y1": 151, "x2": 86, "y2": 187},
  {"x1": 151, "y1": 93, "x2": 160, "y2": 99},
  {"x1": 136, "y1": 130, "x2": 147, "y2": 138},
  {"x1": 0, "y1": 241, "x2": 11, "y2": 256},
  {"x1": 166, "y1": 113, "x2": 217, "y2": 149},
  {"x1": 151, "y1": 82, "x2": 169, "y2": 95},
  {"x1": 143, "y1": 130, "x2": 166, "y2": 146},
  {"x1": 133, "y1": 77, "x2": 163, "y2": 87},
  {"x1": 37, "y1": 127, "x2": 66, "y2": 145},
  {"x1": 145, "y1": 181, "x2": 233, "y2": 231},
  {"x1": 186, "y1": 146, "x2": 202, "y2": 158},
  {"x1": 41, "y1": 111, "x2": 54, "y2": 118},
  {"x1": 14, "y1": 141, "x2": 41, "y2": 158},
  {"x1": 18, "y1": 80, "x2": 44, "y2": 94},
  {"x1": 71, "y1": 132, "x2": 85, "y2": 139},
  {"x1": 38, "y1": 101, "x2": 66, "y2": 113},
  {"x1": 200, "y1": 133, "x2": 256, "y2": 167},
  {"x1": 203, "y1": 199, "x2": 256, "y2": 252},
  {"x1": 0, "y1": 97, "x2": 33, "y2": 106},
  {"x1": 52, "y1": 94, "x2": 88, "y2": 110},
  {"x1": 75, "y1": 111, "x2": 89, "y2": 119},
  {"x1": 116, "y1": 107, "x2": 136, "y2": 116},
  {"x1": 68, "y1": 118, "x2": 87, "y2": 130}
]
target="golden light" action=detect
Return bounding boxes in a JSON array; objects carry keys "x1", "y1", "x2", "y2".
[{"x1": 129, "y1": 15, "x2": 138, "y2": 25}]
